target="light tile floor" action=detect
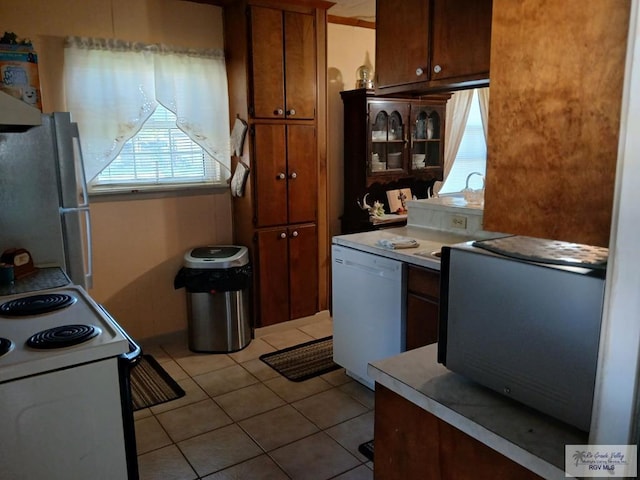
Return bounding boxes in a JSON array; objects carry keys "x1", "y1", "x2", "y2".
[{"x1": 135, "y1": 312, "x2": 375, "y2": 480}]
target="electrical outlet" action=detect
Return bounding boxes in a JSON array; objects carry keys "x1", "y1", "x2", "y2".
[{"x1": 450, "y1": 215, "x2": 468, "y2": 229}]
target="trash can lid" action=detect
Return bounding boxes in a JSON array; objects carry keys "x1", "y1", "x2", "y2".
[{"x1": 184, "y1": 245, "x2": 249, "y2": 269}]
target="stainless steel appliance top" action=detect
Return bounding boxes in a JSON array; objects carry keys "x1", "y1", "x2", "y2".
[{"x1": 472, "y1": 235, "x2": 608, "y2": 269}]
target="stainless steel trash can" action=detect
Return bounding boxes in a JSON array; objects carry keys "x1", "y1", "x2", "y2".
[{"x1": 179, "y1": 245, "x2": 251, "y2": 353}]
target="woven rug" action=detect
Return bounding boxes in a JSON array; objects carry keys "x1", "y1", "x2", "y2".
[
  {"x1": 358, "y1": 440, "x2": 374, "y2": 462},
  {"x1": 131, "y1": 354, "x2": 185, "y2": 411},
  {"x1": 259, "y1": 336, "x2": 341, "y2": 382}
]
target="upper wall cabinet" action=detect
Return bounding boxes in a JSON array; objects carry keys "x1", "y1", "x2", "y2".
[
  {"x1": 250, "y1": 6, "x2": 316, "y2": 120},
  {"x1": 375, "y1": 0, "x2": 493, "y2": 95}
]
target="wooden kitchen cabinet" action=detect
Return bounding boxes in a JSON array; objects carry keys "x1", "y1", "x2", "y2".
[
  {"x1": 340, "y1": 89, "x2": 449, "y2": 234},
  {"x1": 406, "y1": 265, "x2": 439, "y2": 350},
  {"x1": 224, "y1": 0, "x2": 328, "y2": 327},
  {"x1": 375, "y1": 0, "x2": 493, "y2": 95},
  {"x1": 253, "y1": 124, "x2": 317, "y2": 227},
  {"x1": 256, "y1": 224, "x2": 318, "y2": 326},
  {"x1": 374, "y1": 383, "x2": 544, "y2": 480},
  {"x1": 250, "y1": 6, "x2": 316, "y2": 120}
]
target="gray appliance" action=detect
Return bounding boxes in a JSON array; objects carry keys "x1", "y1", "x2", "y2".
[
  {"x1": 439, "y1": 236, "x2": 607, "y2": 431},
  {"x1": 0, "y1": 113, "x2": 92, "y2": 289}
]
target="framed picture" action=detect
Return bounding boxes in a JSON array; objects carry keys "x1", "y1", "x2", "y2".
[{"x1": 386, "y1": 188, "x2": 412, "y2": 214}]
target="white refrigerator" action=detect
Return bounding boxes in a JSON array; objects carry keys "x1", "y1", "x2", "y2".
[{"x1": 0, "y1": 113, "x2": 92, "y2": 289}]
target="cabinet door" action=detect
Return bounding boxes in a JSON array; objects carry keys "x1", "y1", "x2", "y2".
[
  {"x1": 368, "y1": 101, "x2": 411, "y2": 176},
  {"x1": 254, "y1": 125, "x2": 288, "y2": 227},
  {"x1": 409, "y1": 103, "x2": 443, "y2": 173},
  {"x1": 284, "y1": 11, "x2": 316, "y2": 119},
  {"x1": 406, "y1": 294, "x2": 439, "y2": 350},
  {"x1": 287, "y1": 125, "x2": 317, "y2": 224},
  {"x1": 288, "y1": 223, "x2": 318, "y2": 320},
  {"x1": 406, "y1": 265, "x2": 440, "y2": 350},
  {"x1": 251, "y1": 6, "x2": 285, "y2": 119},
  {"x1": 375, "y1": 384, "x2": 442, "y2": 479},
  {"x1": 431, "y1": 0, "x2": 493, "y2": 81},
  {"x1": 256, "y1": 228, "x2": 290, "y2": 327},
  {"x1": 375, "y1": 0, "x2": 430, "y2": 89}
]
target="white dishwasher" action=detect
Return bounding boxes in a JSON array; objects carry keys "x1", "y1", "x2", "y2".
[{"x1": 332, "y1": 244, "x2": 406, "y2": 389}]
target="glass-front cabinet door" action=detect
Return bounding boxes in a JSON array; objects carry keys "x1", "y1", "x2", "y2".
[
  {"x1": 410, "y1": 104, "x2": 442, "y2": 173},
  {"x1": 368, "y1": 101, "x2": 410, "y2": 176}
]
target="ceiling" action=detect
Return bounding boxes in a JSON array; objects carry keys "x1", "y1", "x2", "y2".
[{"x1": 327, "y1": 0, "x2": 376, "y2": 23}]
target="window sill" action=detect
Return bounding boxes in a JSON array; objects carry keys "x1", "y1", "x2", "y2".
[{"x1": 88, "y1": 182, "x2": 229, "y2": 202}]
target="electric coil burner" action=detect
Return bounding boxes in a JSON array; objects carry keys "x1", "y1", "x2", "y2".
[
  {"x1": 0, "y1": 338, "x2": 13, "y2": 357},
  {"x1": 0, "y1": 293, "x2": 76, "y2": 317},
  {"x1": 26, "y1": 324, "x2": 99, "y2": 349}
]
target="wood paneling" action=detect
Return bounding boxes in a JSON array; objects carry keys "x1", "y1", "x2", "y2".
[
  {"x1": 375, "y1": 383, "x2": 545, "y2": 479},
  {"x1": 484, "y1": 0, "x2": 631, "y2": 246}
]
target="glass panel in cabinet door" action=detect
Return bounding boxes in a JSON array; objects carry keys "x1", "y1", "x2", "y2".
[
  {"x1": 371, "y1": 110, "x2": 388, "y2": 143},
  {"x1": 370, "y1": 142, "x2": 386, "y2": 174},
  {"x1": 411, "y1": 110, "x2": 429, "y2": 171},
  {"x1": 425, "y1": 111, "x2": 441, "y2": 167},
  {"x1": 388, "y1": 111, "x2": 404, "y2": 142},
  {"x1": 370, "y1": 110, "x2": 388, "y2": 174},
  {"x1": 386, "y1": 110, "x2": 405, "y2": 170}
]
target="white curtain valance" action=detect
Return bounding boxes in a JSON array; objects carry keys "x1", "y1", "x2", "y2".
[{"x1": 63, "y1": 36, "x2": 230, "y2": 182}]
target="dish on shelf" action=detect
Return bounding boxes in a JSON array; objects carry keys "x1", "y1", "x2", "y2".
[{"x1": 387, "y1": 152, "x2": 402, "y2": 169}]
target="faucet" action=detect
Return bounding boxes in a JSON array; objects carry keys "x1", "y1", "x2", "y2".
[{"x1": 465, "y1": 172, "x2": 485, "y2": 190}]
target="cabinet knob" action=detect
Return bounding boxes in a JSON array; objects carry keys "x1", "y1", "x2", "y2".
[
  {"x1": 276, "y1": 173, "x2": 286, "y2": 180},
  {"x1": 291, "y1": 230, "x2": 299, "y2": 238},
  {"x1": 286, "y1": 108, "x2": 296, "y2": 116},
  {"x1": 289, "y1": 172, "x2": 297, "y2": 179},
  {"x1": 433, "y1": 64, "x2": 442, "y2": 74},
  {"x1": 280, "y1": 232, "x2": 287, "y2": 239},
  {"x1": 415, "y1": 67, "x2": 424, "y2": 76},
  {"x1": 274, "y1": 108, "x2": 284, "y2": 116}
]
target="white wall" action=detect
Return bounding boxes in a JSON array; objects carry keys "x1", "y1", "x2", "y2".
[
  {"x1": 591, "y1": 0, "x2": 640, "y2": 444},
  {"x1": 327, "y1": 23, "x2": 376, "y2": 240}
]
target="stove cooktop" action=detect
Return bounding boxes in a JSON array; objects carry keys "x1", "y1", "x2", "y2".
[{"x1": 0, "y1": 286, "x2": 129, "y2": 383}]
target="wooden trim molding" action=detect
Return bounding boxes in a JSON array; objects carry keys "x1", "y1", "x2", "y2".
[
  {"x1": 328, "y1": 15, "x2": 375, "y2": 29},
  {"x1": 188, "y1": 0, "x2": 334, "y2": 10}
]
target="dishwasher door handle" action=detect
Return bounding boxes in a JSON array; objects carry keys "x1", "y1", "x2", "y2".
[{"x1": 335, "y1": 258, "x2": 399, "y2": 278}]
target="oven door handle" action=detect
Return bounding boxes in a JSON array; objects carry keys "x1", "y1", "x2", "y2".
[{"x1": 97, "y1": 304, "x2": 142, "y2": 363}]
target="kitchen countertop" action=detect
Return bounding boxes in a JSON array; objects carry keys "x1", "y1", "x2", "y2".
[
  {"x1": 332, "y1": 225, "x2": 498, "y2": 270},
  {"x1": 368, "y1": 344, "x2": 587, "y2": 479},
  {"x1": 0, "y1": 267, "x2": 71, "y2": 297}
]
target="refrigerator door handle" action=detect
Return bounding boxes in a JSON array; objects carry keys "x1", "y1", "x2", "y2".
[
  {"x1": 70, "y1": 122, "x2": 90, "y2": 210},
  {"x1": 60, "y1": 205, "x2": 93, "y2": 289}
]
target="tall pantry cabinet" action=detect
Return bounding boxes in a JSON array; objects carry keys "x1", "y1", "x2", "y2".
[{"x1": 224, "y1": 0, "x2": 330, "y2": 327}]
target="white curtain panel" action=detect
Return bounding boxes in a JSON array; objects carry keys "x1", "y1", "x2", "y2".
[
  {"x1": 64, "y1": 37, "x2": 231, "y2": 182},
  {"x1": 64, "y1": 38, "x2": 156, "y2": 182},
  {"x1": 434, "y1": 89, "x2": 474, "y2": 194},
  {"x1": 477, "y1": 87, "x2": 490, "y2": 141},
  {"x1": 154, "y1": 47, "x2": 231, "y2": 178}
]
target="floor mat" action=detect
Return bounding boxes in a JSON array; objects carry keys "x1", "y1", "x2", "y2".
[
  {"x1": 358, "y1": 439, "x2": 374, "y2": 462},
  {"x1": 259, "y1": 336, "x2": 341, "y2": 382},
  {"x1": 131, "y1": 354, "x2": 185, "y2": 411}
]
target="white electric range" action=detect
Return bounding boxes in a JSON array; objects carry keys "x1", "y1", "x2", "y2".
[{"x1": 0, "y1": 285, "x2": 140, "y2": 479}]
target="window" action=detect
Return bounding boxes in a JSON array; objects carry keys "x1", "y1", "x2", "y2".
[
  {"x1": 63, "y1": 37, "x2": 230, "y2": 191},
  {"x1": 91, "y1": 105, "x2": 221, "y2": 190},
  {"x1": 439, "y1": 89, "x2": 487, "y2": 193}
]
